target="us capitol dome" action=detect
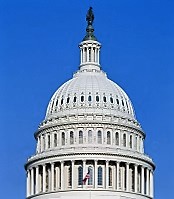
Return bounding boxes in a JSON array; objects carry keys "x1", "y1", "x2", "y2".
[{"x1": 25, "y1": 7, "x2": 155, "y2": 199}]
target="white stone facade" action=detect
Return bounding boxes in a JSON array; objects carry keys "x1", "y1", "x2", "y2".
[{"x1": 25, "y1": 8, "x2": 155, "y2": 199}]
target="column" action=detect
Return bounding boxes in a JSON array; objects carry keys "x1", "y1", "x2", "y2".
[
  {"x1": 71, "y1": 160, "x2": 74, "y2": 189},
  {"x1": 97, "y1": 49, "x2": 100, "y2": 64},
  {"x1": 51, "y1": 133, "x2": 54, "y2": 148},
  {"x1": 87, "y1": 47, "x2": 89, "y2": 62},
  {"x1": 94, "y1": 48, "x2": 97, "y2": 63},
  {"x1": 31, "y1": 168, "x2": 34, "y2": 195},
  {"x1": 43, "y1": 165, "x2": 46, "y2": 192},
  {"x1": 83, "y1": 160, "x2": 86, "y2": 180},
  {"x1": 27, "y1": 170, "x2": 31, "y2": 197},
  {"x1": 134, "y1": 164, "x2": 138, "y2": 193},
  {"x1": 55, "y1": 165, "x2": 58, "y2": 190},
  {"x1": 116, "y1": 162, "x2": 120, "y2": 190},
  {"x1": 83, "y1": 48, "x2": 86, "y2": 63},
  {"x1": 61, "y1": 161, "x2": 64, "y2": 190},
  {"x1": 51, "y1": 163, "x2": 55, "y2": 191},
  {"x1": 94, "y1": 160, "x2": 98, "y2": 188},
  {"x1": 45, "y1": 134, "x2": 48, "y2": 150},
  {"x1": 80, "y1": 48, "x2": 83, "y2": 64},
  {"x1": 126, "y1": 163, "x2": 130, "y2": 192},
  {"x1": 105, "y1": 160, "x2": 109, "y2": 189},
  {"x1": 37, "y1": 137, "x2": 40, "y2": 153},
  {"x1": 146, "y1": 168, "x2": 149, "y2": 196},
  {"x1": 150, "y1": 170, "x2": 154, "y2": 197},
  {"x1": 36, "y1": 166, "x2": 39, "y2": 194},
  {"x1": 40, "y1": 135, "x2": 43, "y2": 152},
  {"x1": 141, "y1": 166, "x2": 144, "y2": 194}
]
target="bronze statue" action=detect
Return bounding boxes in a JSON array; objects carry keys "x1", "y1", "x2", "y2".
[{"x1": 86, "y1": 7, "x2": 94, "y2": 25}]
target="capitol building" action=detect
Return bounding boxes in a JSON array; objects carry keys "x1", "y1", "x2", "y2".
[{"x1": 25, "y1": 7, "x2": 155, "y2": 199}]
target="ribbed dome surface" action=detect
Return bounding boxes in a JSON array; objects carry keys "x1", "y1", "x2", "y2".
[{"x1": 46, "y1": 69, "x2": 135, "y2": 120}]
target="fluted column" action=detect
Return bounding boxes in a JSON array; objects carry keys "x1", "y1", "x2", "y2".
[
  {"x1": 55, "y1": 165, "x2": 59, "y2": 190},
  {"x1": 27, "y1": 170, "x2": 31, "y2": 197},
  {"x1": 87, "y1": 47, "x2": 89, "y2": 62},
  {"x1": 150, "y1": 170, "x2": 154, "y2": 197},
  {"x1": 45, "y1": 134, "x2": 48, "y2": 150},
  {"x1": 80, "y1": 48, "x2": 83, "y2": 64},
  {"x1": 36, "y1": 166, "x2": 39, "y2": 194},
  {"x1": 61, "y1": 161, "x2": 64, "y2": 190},
  {"x1": 71, "y1": 160, "x2": 74, "y2": 189},
  {"x1": 42, "y1": 165, "x2": 46, "y2": 192},
  {"x1": 116, "y1": 162, "x2": 120, "y2": 190},
  {"x1": 146, "y1": 168, "x2": 149, "y2": 196},
  {"x1": 126, "y1": 163, "x2": 130, "y2": 192},
  {"x1": 105, "y1": 160, "x2": 109, "y2": 189},
  {"x1": 141, "y1": 166, "x2": 145, "y2": 194},
  {"x1": 51, "y1": 133, "x2": 54, "y2": 148},
  {"x1": 134, "y1": 164, "x2": 138, "y2": 193},
  {"x1": 94, "y1": 160, "x2": 98, "y2": 188},
  {"x1": 98, "y1": 49, "x2": 100, "y2": 64},
  {"x1": 40, "y1": 135, "x2": 43, "y2": 152},
  {"x1": 30, "y1": 168, "x2": 34, "y2": 195},
  {"x1": 83, "y1": 160, "x2": 86, "y2": 181},
  {"x1": 51, "y1": 163, "x2": 55, "y2": 191}
]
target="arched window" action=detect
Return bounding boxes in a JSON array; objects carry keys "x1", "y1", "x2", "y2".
[
  {"x1": 88, "y1": 130, "x2": 92, "y2": 143},
  {"x1": 48, "y1": 135, "x2": 50, "y2": 148},
  {"x1": 54, "y1": 134, "x2": 57, "y2": 147},
  {"x1": 67, "y1": 97, "x2": 70, "y2": 104},
  {"x1": 70, "y1": 131, "x2": 74, "y2": 145},
  {"x1": 107, "y1": 131, "x2": 111, "y2": 144},
  {"x1": 98, "y1": 166, "x2": 103, "y2": 185},
  {"x1": 135, "y1": 136, "x2": 138, "y2": 150},
  {"x1": 88, "y1": 166, "x2": 93, "y2": 185},
  {"x1": 130, "y1": 135, "x2": 132, "y2": 148},
  {"x1": 110, "y1": 97, "x2": 113, "y2": 103},
  {"x1": 61, "y1": 98, "x2": 63, "y2": 105},
  {"x1": 103, "y1": 96, "x2": 106, "y2": 102},
  {"x1": 96, "y1": 95, "x2": 99, "y2": 102},
  {"x1": 123, "y1": 134, "x2": 126, "y2": 147},
  {"x1": 78, "y1": 166, "x2": 83, "y2": 185},
  {"x1": 98, "y1": 130, "x2": 102, "y2": 144},
  {"x1": 55, "y1": 99, "x2": 58, "y2": 106},
  {"x1": 116, "y1": 99, "x2": 119, "y2": 105},
  {"x1": 122, "y1": 100, "x2": 124, "y2": 106},
  {"x1": 68, "y1": 165, "x2": 72, "y2": 186},
  {"x1": 62, "y1": 132, "x2": 65, "y2": 146},
  {"x1": 109, "y1": 167, "x2": 112, "y2": 186},
  {"x1": 88, "y1": 95, "x2": 92, "y2": 102},
  {"x1": 73, "y1": 96, "x2": 77, "y2": 103},
  {"x1": 115, "y1": 132, "x2": 119, "y2": 146},
  {"x1": 81, "y1": 96, "x2": 84, "y2": 102},
  {"x1": 79, "y1": 131, "x2": 83, "y2": 144}
]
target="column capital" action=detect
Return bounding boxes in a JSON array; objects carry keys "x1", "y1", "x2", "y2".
[{"x1": 126, "y1": 162, "x2": 130, "y2": 166}]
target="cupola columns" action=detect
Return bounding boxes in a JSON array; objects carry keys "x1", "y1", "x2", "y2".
[{"x1": 79, "y1": 7, "x2": 101, "y2": 71}]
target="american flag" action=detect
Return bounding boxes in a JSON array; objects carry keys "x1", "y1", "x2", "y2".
[{"x1": 82, "y1": 171, "x2": 90, "y2": 184}]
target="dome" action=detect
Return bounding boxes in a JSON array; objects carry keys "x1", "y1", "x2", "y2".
[
  {"x1": 25, "y1": 8, "x2": 155, "y2": 199},
  {"x1": 46, "y1": 69, "x2": 135, "y2": 120}
]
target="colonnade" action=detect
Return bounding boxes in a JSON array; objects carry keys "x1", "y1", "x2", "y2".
[
  {"x1": 26, "y1": 160, "x2": 153, "y2": 198},
  {"x1": 80, "y1": 45, "x2": 100, "y2": 64},
  {"x1": 36, "y1": 129, "x2": 144, "y2": 154}
]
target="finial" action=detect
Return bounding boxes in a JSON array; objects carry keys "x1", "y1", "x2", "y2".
[{"x1": 83, "y1": 7, "x2": 97, "y2": 41}]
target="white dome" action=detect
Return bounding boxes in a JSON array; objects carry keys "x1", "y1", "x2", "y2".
[{"x1": 46, "y1": 69, "x2": 135, "y2": 120}]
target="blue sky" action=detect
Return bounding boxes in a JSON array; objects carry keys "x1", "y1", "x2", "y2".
[{"x1": 0, "y1": 0, "x2": 173, "y2": 198}]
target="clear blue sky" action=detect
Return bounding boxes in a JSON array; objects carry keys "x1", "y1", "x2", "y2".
[{"x1": 0, "y1": 0, "x2": 173, "y2": 198}]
